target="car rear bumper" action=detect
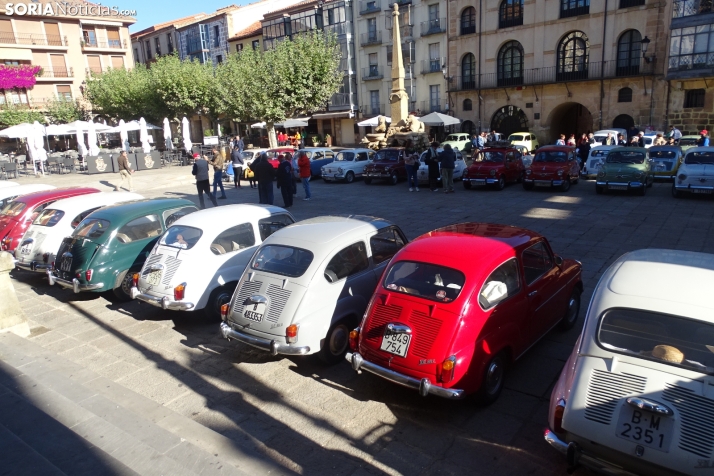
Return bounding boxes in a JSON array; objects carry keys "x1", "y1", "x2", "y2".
[
  {"x1": 596, "y1": 181, "x2": 645, "y2": 189},
  {"x1": 219, "y1": 321, "x2": 310, "y2": 356},
  {"x1": 674, "y1": 184, "x2": 714, "y2": 193},
  {"x1": 544, "y1": 429, "x2": 641, "y2": 476},
  {"x1": 130, "y1": 287, "x2": 194, "y2": 310},
  {"x1": 345, "y1": 352, "x2": 464, "y2": 399},
  {"x1": 47, "y1": 271, "x2": 103, "y2": 293},
  {"x1": 15, "y1": 260, "x2": 51, "y2": 272}
]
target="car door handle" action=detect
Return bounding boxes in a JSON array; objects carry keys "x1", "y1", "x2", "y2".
[{"x1": 528, "y1": 290, "x2": 538, "y2": 297}]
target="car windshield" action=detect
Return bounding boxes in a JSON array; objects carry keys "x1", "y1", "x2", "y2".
[
  {"x1": 251, "y1": 245, "x2": 314, "y2": 277},
  {"x1": 445, "y1": 135, "x2": 460, "y2": 141},
  {"x1": 509, "y1": 135, "x2": 524, "y2": 141},
  {"x1": 160, "y1": 225, "x2": 202, "y2": 250},
  {"x1": 650, "y1": 150, "x2": 676, "y2": 159},
  {"x1": 482, "y1": 151, "x2": 504, "y2": 162},
  {"x1": 685, "y1": 151, "x2": 714, "y2": 165},
  {"x1": 590, "y1": 149, "x2": 609, "y2": 157},
  {"x1": 383, "y1": 261, "x2": 465, "y2": 303},
  {"x1": 594, "y1": 136, "x2": 608, "y2": 143},
  {"x1": 298, "y1": 151, "x2": 313, "y2": 159},
  {"x1": 72, "y1": 218, "x2": 110, "y2": 239},
  {"x1": 375, "y1": 149, "x2": 400, "y2": 161},
  {"x1": 606, "y1": 151, "x2": 646, "y2": 164},
  {"x1": 679, "y1": 138, "x2": 698, "y2": 146},
  {"x1": 534, "y1": 151, "x2": 567, "y2": 163},
  {"x1": 599, "y1": 308, "x2": 714, "y2": 376},
  {"x1": 33, "y1": 209, "x2": 65, "y2": 227},
  {"x1": 1, "y1": 201, "x2": 25, "y2": 217},
  {"x1": 335, "y1": 152, "x2": 354, "y2": 161},
  {"x1": 240, "y1": 152, "x2": 254, "y2": 161}
]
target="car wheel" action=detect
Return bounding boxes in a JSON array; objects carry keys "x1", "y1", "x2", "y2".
[
  {"x1": 475, "y1": 352, "x2": 508, "y2": 405},
  {"x1": 205, "y1": 284, "x2": 236, "y2": 321},
  {"x1": 672, "y1": 183, "x2": 681, "y2": 198},
  {"x1": 364, "y1": 177, "x2": 372, "y2": 185},
  {"x1": 560, "y1": 289, "x2": 581, "y2": 331},
  {"x1": 560, "y1": 178, "x2": 571, "y2": 192},
  {"x1": 523, "y1": 182, "x2": 534, "y2": 190},
  {"x1": 463, "y1": 180, "x2": 472, "y2": 190},
  {"x1": 318, "y1": 319, "x2": 351, "y2": 365},
  {"x1": 595, "y1": 185, "x2": 604, "y2": 194},
  {"x1": 112, "y1": 270, "x2": 134, "y2": 301},
  {"x1": 345, "y1": 171, "x2": 355, "y2": 184},
  {"x1": 496, "y1": 175, "x2": 505, "y2": 191},
  {"x1": 389, "y1": 172, "x2": 398, "y2": 185}
]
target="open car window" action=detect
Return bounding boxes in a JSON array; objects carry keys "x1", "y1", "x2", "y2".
[
  {"x1": 116, "y1": 215, "x2": 162, "y2": 244},
  {"x1": 384, "y1": 261, "x2": 465, "y2": 303},
  {"x1": 73, "y1": 218, "x2": 110, "y2": 239},
  {"x1": 251, "y1": 245, "x2": 313, "y2": 278},
  {"x1": 335, "y1": 152, "x2": 354, "y2": 161},
  {"x1": 479, "y1": 259, "x2": 521, "y2": 310},
  {"x1": 599, "y1": 308, "x2": 714, "y2": 375},
  {"x1": 33, "y1": 209, "x2": 65, "y2": 227},
  {"x1": 324, "y1": 241, "x2": 369, "y2": 283},
  {"x1": 211, "y1": 223, "x2": 255, "y2": 255},
  {"x1": 160, "y1": 225, "x2": 202, "y2": 250},
  {"x1": 685, "y1": 151, "x2": 714, "y2": 165},
  {"x1": 258, "y1": 214, "x2": 294, "y2": 241}
]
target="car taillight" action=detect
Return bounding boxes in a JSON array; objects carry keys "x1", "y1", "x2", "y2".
[
  {"x1": 75, "y1": 272, "x2": 81, "y2": 279},
  {"x1": 85, "y1": 269, "x2": 93, "y2": 282},
  {"x1": 349, "y1": 328, "x2": 360, "y2": 351},
  {"x1": 1, "y1": 236, "x2": 11, "y2": 249},
  {"x1": 554, "y1": 399, "x2": 566, "y2": 433},
  {"x1": 286, "y1": 324, "x2": 299, "y2": 343},
  {"x1": 220, "y1": 303, "x2": 230, "y2": 320},
  {"x1": 174, "y1": 283, "x2": 186, "y2": 301},
  {"x1": 132, "y1": 273, "x2": 139, "y2": 287},
  {"x1": 439, "y1": 356, "x2": 456, "y2": 383}
]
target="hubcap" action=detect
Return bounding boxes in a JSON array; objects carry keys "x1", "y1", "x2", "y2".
[
  {"x1": 329, "y1": 325, "x2": 349, "y2": 355},
  {"x1": 566, "y1": 296, "x2": 578, "y2": 323},
  {"x1": 485, "y1": 359, "x2": 503, "y2": 395}
]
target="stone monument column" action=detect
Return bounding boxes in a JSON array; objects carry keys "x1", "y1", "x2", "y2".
[{"x1": 389, "y1": 3, "x2": 408, "y2": 125}]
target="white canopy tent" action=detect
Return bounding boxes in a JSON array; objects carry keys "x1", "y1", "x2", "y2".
[
  {"x1": 139, "y1": 117, "x2": 151, "y2": 153},
  {"x1": 119, "y1": 119, "x2": 129, "y2": 152},
  {"x1": 105, "y1": 120, "x2": 161, "y2": 133},
  {"x1": 417, "y1": 112, "x2": 461, "y2": 127},
  {"x1": 251, "y1": 118, "x2": 311, "y2": 129},
  {"x1": 87, "y1": 121, "x2": 100, "y2": 156},
  {"x1": 357, "y1": 116, "x2": 392, "y2": 127},
  {"x1": 182, "y1": 117, "x2": 192, "y2": 153},
  {"x1": 75, "y1": 124, "x2": 87, "y2": 157},
  {"x1": 0, "y1": 123, "x2": 36, "y2": 138},
  {"x1": 163, "y1": 118, "x2": 173, "y2": 151}
]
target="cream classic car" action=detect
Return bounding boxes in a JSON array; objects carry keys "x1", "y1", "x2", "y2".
[
  {"x1": 131, "y1": 204, "x2": 294, "y2": 318},
  {"x1": 220, "y1": 215, "x2": 407, "y2": 364},
  {"x1": 581, "y1": 145, "x2": 618, "y2": 179},
  {"x1": 15, "y1": 191, "x2": 142, "y2": 272},
  {"x1": 672, "y1": 147, "x2": 714, "y2": 197},
  {"x1": 546, "y1": 248, "x2": 714, "y2": 476},
  {"x1": 321, "y1": 148, "x2": 376, "y2": 183},
  {"x1": 416, "y1": 148, "x2": 466, "y2": 184}
]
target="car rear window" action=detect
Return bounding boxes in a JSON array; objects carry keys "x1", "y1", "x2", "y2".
[
  {"x1": 650, "y1": 150, "x2": 676, "y2": 159},
  {"x1": 1, "y1": 201, "x2": 25, "y2": 217},
  {"x1": 383, "y1": 261, "x2": 465, "y2": 303},
  {"x1": 685, "y1": 151, "x2": 714, "y2": 165},
  {"x1": 116, "y1": 215, "x2": 162, "y2": 243},
  {"x1": 73, "y1": 218, "x2": 111, "y2": 239},
  {"x1": 33, "y1": 209, "x2": 65, "y2": 227},
  {"x1": 590, "y1": 149, "x2": 609, "y2": 157},
  {"x1": 606, "y1": 151, "x2": 646, "y2": 164},
  {"x1": 335, "y1": 152, "x2": 354, "y2": 161},
  {"x1": 160, "y1": 225, "x2": 202, "y2": 250},
  {"x1": 599, "y1": 308, "x2": 714, "y2": 375},
  {"x1": 534, "y1": 151, "x2": 567, "y2": 163},
  {"x1": 376, "y1": 149, "x2": 400, "y2": 161},
  {"x1": 509, "y1": 135, "x2": 524, "y2": 141},
  {"x1": 258, "y1": 214, "x2": 294, "y2": 241},
  {"x1": 679, "y1": 138, "x2": 698, "y2": 146},
  {"x1": 482, "y1": 151, "x2": 504, "y2": 162},
  {"x1": 251, "y1": 245, "x2": 314, "y2": 277}
]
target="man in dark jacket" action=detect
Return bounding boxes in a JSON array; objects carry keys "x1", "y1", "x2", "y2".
[
  {"x1": 230, "y1": 146, "x2": 244, "y2": 188},
  {"x1": 193, "y1": 154, "x2": 217, "y2": 209},
  {"x1": 251, "y1": 153, "x2": 275, "y2": 205},
  {"x1": 425, "y1": 142, "x2": 441, "y2": 191},
  {"x1": 276, "y1": 155, "x2": 293, "y2": 208},
  {"x1": 439, "y1": 144, "x2": 456, "y2": 193}
]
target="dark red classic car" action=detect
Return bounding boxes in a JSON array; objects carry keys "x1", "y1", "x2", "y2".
[
  {"x1": 523, "y1": 146, "x2": 580, "y2": 192},
  {"x1": 363, "y1": 147, "x2": 406, "y2": 185},
  {"x1": 265, "y1": 147, "x2": 296, "y2": 169},
  {"x1": 346, "y1": 223, "x2": 582, "y2": 403},
  {"x1": 463, "y1": 147, "x2": 525, "y2": 190},
  {"x1": 0, "y1": 187, "x2": 99, "y2": 253}
]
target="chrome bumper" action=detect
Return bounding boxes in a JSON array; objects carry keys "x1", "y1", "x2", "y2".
[
  {"x1": 544, "y1": 429, "x2": 638, "y2": 476},
  {"x1": 47, "y1": 270, "x2": 103, "y2": 293},
  {"x1": 322, "y1": 174, "x2": 344, "y2": 180},
  {"x1": 16, "y1": 260, "x2": 51, "y2": 272},
  {"x1": 131, "y1": 287, "x2": 194, "y2": 310},
  {"x1": 674, "y1": 184, "x2": 714, "y2": 192},
  {"x1": 596, "y1": 181, "x2": 644, "y2": 189},
  {"x1": 219, "y1": 321, "x2": 310, "y2": 356},
  {"x1": 524, "y1": 179, "x2": 565, "y2": 186},
  {"x1": 345, "y1": 352, "x2": 464, "y2": 399}
]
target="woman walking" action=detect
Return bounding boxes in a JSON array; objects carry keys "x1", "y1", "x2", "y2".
[{"x1": 404, "y1": 148, "x2": 420, "y2": 192}]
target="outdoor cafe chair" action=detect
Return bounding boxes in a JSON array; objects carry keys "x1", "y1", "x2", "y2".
[
  {"x1": 46, "y1": 157, "x2": 61, "y2": 174},
  {"x1": 1, "y1": 162, "x2": 18, "y2": 179},
  {"x1": 60, "y1": 156, "x2": 75, "y2": 174}
]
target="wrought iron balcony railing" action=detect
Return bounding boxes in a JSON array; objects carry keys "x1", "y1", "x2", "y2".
[
  {"x1": 83, "y1": 38, "x2": 126, "y2": 49},
  {"x1": 360, "y1": 31, "x2": 382, "y2": 46},
  {"x1": 420, "y1": 18, "x2": 446, "y2": 37},
  {"x1": 0, "y1": 32, "x2": 67, "y2": 46},
  {"x1": 362, "y1": 66, "x2": 384, "y2": 80},
  {"x1": 359, "y1": 0, "x2": 381, "y2": 15},
  {"x1": 38, "y1": 68, "x2": 74, "y2": 78}
]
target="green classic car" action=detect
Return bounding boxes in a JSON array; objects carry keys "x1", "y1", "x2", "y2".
[
  {"x1": 595, "y1": 147, "x2": 654, "y2": 195},
  {"x1": 48, "y1": 198, "x2": 197, "y2": 299},
  {"x1": 678, "y1": 135, "x2": 700, "y2": 152}
]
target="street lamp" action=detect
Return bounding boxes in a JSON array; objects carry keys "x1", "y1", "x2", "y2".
[
  {"x1": 441, "y1": 64, "x2": 452, "y2": 82},
  {"x1": 641, "y1": 36, "x2": 654, "y2": 63}
]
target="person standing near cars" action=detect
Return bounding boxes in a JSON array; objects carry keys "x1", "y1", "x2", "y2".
[
  {"x1": 424, "y1": 142, "x2": 441, "y2": 192},
  {"x1": 192, "y1": 154, "x2": 217, "y2": 209},
  {"x1": 439, "y1": 144, "x2": 456, "y2": 194},
  {"x1": 230, "y1": 145, "x2": 244, "y2": 188},
  {"x1": 251, "y1": 153, "x2": 275, "y2": 205},
  {"x1": 297, "y1": 151, "x2": 311, "y2": 201},
  {"x1": 698, "y1": 130, "x2": 710, "y2": 146},
  {"x1": 210, "y1": 147, "x2": 227, "y2": 200},
  {"x1": 114, "y1": 150, "x2": 134, "y2": 192},
  {"x1": 276, "y1": 155, "x2": 293, "y2": 208},
  {"x1": 617, "y1": 134, "x2": 627, "y2": 146},
  {"x1": 404, "y1": 148, "x2": 420, "y2": 192}
]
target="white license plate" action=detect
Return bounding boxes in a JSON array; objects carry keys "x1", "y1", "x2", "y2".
[
  {"x1": 535, "y1": 181, "x2": 551, "y2": 187},
  {"x1": 20, "y1": 244, "x2": 31, "y2": 255},
  {"x1": 471, "y1": 179, "x2": 486, "y2": 185},
  {"x1": 60, "y1": 258, "x2": 72, "y2": 272},
  {"x1": 243, "y1": 303, "x2": 265, "y2": 322},
  {"x1": 380, "y1": 330, "x2": 411, "y2": 357},
  {"x1": 146, "y1": 270, "x2": 162, "y2": 286},
  {"x1": 692, "y1": 189, "x2": 712, "y2": 194},
  {"x1": 609, "y1": 185, "x2": 628, "y2": 190},
  {"x1": 615, "y1": 405, "x2": 673, "y2": 452}
]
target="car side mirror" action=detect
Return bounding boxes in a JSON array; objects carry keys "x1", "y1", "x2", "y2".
[{"x1": 554, "y1": 256, "x2": 563, "y2": 268}]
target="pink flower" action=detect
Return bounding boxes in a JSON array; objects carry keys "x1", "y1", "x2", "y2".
[{"x1": 0, "y1": 65, "x2": 41, "y2": 90}]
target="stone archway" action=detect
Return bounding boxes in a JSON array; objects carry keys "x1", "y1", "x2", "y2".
[
  {"x1": 490, "y1": 105, "x2": 528, "y2": 138},
  {"x1": 547, "y1": 102, "x2": 593, "y2": 143},
  {"x1": 612, "y1": 114, "x2": 635, "y2": 131},
  {"x1": 461, "y1": 120, "x2": 476, "y2": 134}
]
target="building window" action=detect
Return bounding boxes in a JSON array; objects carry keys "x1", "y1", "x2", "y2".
[
  {"x1": 167, "y1": 33, "x2": 174, "y2": 53},
  {"x1": 145, "y1": 40, "x2": 152, "y2": 59},
  {"x1": 369, "y1": 53, "x2": 379, "y2": 76},
  {"x1": 252, "y1": 40, "x2": 259, "y2": 50},
  {"x1": 429, "y1": 85, "x2": 440, "y2": 112},
  {"x1": 499, "y1": 0, "x2": 523, "y2": 28},
  {"x1": 44, "y1": 22, "x2": 62, "y2": 46},
  {"x1": 618, "y1": 87, "x2": 632, "y2": 102},
  {"x1": 155, "y1": 37, "x2": 162, "y2": 56},
  {"x1": 461, "y1": 53, "x2": 476, "y2": 89},
  {"x1": 216, "y1": 55, "x2": 223, "y2": 64},
  {"x1": 0, "y1": 19, "x2": 15, "y2": 44},
  {"x1": 673, "y1": 0, "x2": 713, "y2": 17},
  {"x1": 616, "y1": 30, "x2": 641, "y2": 76},
  {"x1": 110, "y1": 56, "x2": 124, "y2": 69},
  {"x1": 463, "y1": 98, "x2": 472, "y2": 111},
  {"x1": 106, "y1": 28, "x2": 121, "y2": 48},
  {"x1": 133, "y1": 47, "x2": 139, "y2": 63},
  {"x1": 236, "y1": 43, "x2": 243, "y2": 52},
  {"x1": 56, "y1": 85, "x2": 72, "y2": 100},
  {"x1": 497, "y1": 40, "x2": 524, "y2": 86},
  {"x1": 213, "y1": 25, "x2": 220, "y2": 48},
  {"x1": 367, "y1": 17, "x2": 377, "y2": 41},
  {"x1": 685, "y1": 89, "x2": 706, "y2": 108},
  {"x1": 560, "y1": 0, "x2": 589, "y2": 18},
  {"x1": 82, "y1": 27, "x2": 97, "y2": 47},
  {"x1": 370, "y1": 90, "x2": 380, "y2": 115},
  {"x1": 428, "y1": 42, "x2": 440, "y2": 72},
  {"x1": 557, "y1": 31, "x2": 589, "y2": 81},
  {"x1": 619, "y1": 0, "x2": 644, "y2": 8},
  {"x1": 87, "y1": 55, "x2": 102, "y2": 74},
  {"x1": 461, "y1": 7, "x2": 476, "y2": 35},
  {"x1": 668, "y1": 25, "x2": 714, "y2": 71},
  {"x1": 9, "y1": 89, "x2": 28, "y2": 104}
]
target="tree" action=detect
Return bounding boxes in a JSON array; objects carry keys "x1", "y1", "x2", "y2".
[
  {"x1": 218, "y1": 30, "x2": 342, "y2": 147},
  {"x1": 85, "y1": 64, "x2": 160, "y2": 121},
  {"x1": 0, "y1": 105, "x2": 45, "y2": 127},
  {"x1": 45, "y1": 97, "x2": 89, "y2": 124}
]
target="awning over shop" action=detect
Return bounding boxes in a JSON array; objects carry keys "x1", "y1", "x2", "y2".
[
  {"x1": 0, "y1": 47, "x2": 33, "y2": 61},
  {"x1": 357, "y1": 116, "x2": 391, "y2": 127},
  {"x1": 312, "y1": 111, "x2": 354, "y2": 120}
]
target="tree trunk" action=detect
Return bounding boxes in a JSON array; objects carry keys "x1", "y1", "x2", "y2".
[{"x1": 267, "y1": 123, "x2": 277, "y2": 148}]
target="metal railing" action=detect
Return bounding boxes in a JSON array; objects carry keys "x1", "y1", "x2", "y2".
[
  {"x1": 359, "y1": 0, "x2": 381, "y2": 14},
  {"x1": 461, "y1": 25, "x2": 476, "y2": 35},
  {"x1": 385, "y1": 0, "x2": 411, "y2": 9},
  {"x1": 38, "y1": 68, "x2": 74, "y2": 78},
  {"x1": 669, "y1": 52, "x2": 714, "y2": 71},
  {"x1": 0, "y1": 32, "x2": 67, "y2": 46},
  {"x1": 421, "y1": 58, "x2": 443, "y2": 75},
  {"x1": 362, "y1": 66, "x2": 384, "y2": 80},
  {"x1": 339, "y1": 57, "x2": 356, "y2": 72},
  {"x1": 420, "y1": 100, "x2": 443, "y2": 113},
  {"x1": 323, "y1": 22, "x2": 351, "y2": 37},
  {"x1": 560, "y1": 4, "x2": 590, "y2": 18},
  {"x1": 329, "y1": 92, "x2": 356, "y2": 107},
  {"x1": 420, "y1": 18, "x2": 446, "y2": 36},
  {"x1": 83, "y1": 39, "x2": 126, "y2": 49},
  {"x1": 361, "y1": 104, "x2": 385, "y2": 116},
  {"x1": 453, "y1": 59, "x2": 655, "y2": 91},
  {"x1": 619, "y1": 0, "x2": 645, "y2": 7},
  {"x1": 499, "y1": 16, "x2": 523, "y2": 28},
  {"x1": 672, "y1": 0, "x2": 713, "y2": 17},
  {"x1": 360, "y1": 31, "x2": 382, "y2": 46}
]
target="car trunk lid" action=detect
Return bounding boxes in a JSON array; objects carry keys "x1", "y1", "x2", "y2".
[
  {"x1": 138, "y1": 244, "x2": 185, "y2": 297},
  {"x1": 16, "y1": 228, "x2": 48, "y2": 263},
  {"x1": 55, "y1": 236, "x2": 102, "y2": 279}
]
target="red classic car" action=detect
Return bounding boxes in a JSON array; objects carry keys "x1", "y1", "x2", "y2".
[
  {"x1": 523, "y1": 146, "x2": 580, "y2": 192},
  {"x1": 363, "y1": 148, "x2": 407, "y2": 185},
  {"x1": 463, "y1": 147, "x2": 525, "y2": 190},
  {"x1": 346, "y1": 223, "x2": 583, "y2": 403},
  {"x1": 265, "y1": 147, "x2": 296, "y2": 169},
  {"x1": 0, "y1": 187, "x2": 99, "y2": 253}
]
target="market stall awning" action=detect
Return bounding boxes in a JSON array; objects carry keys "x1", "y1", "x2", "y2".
[
  {"x1": 312, "y1": 111, "x2": 354, "y2": 120},
  {"x1": 277, "y1": 118, "x2": 310, "y2": 128},
  {"x1": 105, "y1": 120, "x2": 161, "y2": 133},
  {"x1": 418, "y1": 112, "x2": 461, "y2": 126},
  {"x1": 357, "y1": 116, "x2": 391, "y2": 127}
]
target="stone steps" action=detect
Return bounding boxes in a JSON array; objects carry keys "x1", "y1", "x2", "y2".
[{"x1": 0, "y1": 332, "x2": 293, "y2": 476}]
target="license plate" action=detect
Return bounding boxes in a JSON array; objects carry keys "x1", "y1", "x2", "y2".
[
  {"x1": 535, "y1": 181, "x2": 551, "y2": 187},
  {"x1": 693, "y1": 189, "x2": 712, "y2": 194},
  {"x1": 609, "y1": 185, "x2": 628, "y2": 190},
  {"x1": 243, "y1": 302, "x2": 265, "y2": 322},
  {"x1": 471, "y1": 179, "x2": 486, "y2": 185},
  {"x1": 146, "y1": 270, "x2": 162, "y2": 286},
  {"x1": 60, "y1": 258, "x2": 72, "y2": 272},
  {"x1": 380, "y1": 330, "x2": 411, "y2": 357},
  {"x1": 20, "y1": 243, "x2": 31, "y2": 255},
  {"x1": 615, "y1": 405, "x2": 674, "y2": 452}
]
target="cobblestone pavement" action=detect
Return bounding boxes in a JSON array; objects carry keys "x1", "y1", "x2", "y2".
[{"x1": 7, "y1": 168, "x2": 714, "y2": 475}]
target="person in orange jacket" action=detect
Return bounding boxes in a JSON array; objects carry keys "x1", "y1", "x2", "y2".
[{"x1": 297, "y1": 151, "x2": 311, "y2": 201}]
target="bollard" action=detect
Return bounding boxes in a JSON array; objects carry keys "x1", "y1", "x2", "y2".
[{"x1": 0, "y1": 251, "x2": 30, "y2": 337}]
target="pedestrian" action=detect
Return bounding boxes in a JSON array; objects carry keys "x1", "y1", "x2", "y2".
[
  {"x1": 297, "y1": 150, "x2": 312, "y2": 201},
  {"x1": 629, "y1": 135, "x2": 640, "y2": 147},
  {"x1": 698, "y1": 129, "x2": 710, "y2": 146},
  {"x1": 209, "y1": 147, "x2": 227, "y2": 200},
  {"x1": 617, "y1": 134, "x2": 627, "y2": 146},
  {"x1": 405, "y1": 148, "x2": 420, "y2": 192},
  {"x1": 567, "y1": 134, "x2": 576, "y2": 146},
  {"x1": 276, "y1": 154, "x2": 293, "y2": 208},
  {"x1": 192, "y1": 154, "x2": 217, "y2": 209},
  {"x1": 667, "y1": 136, "x2": 676, "y2": 146},
  {"x1": 588, "y1": 132, "x2": 595, "y2": 144},
  {"x1": 653, "y1": 133, "x2": 667, "y2": 146},
  {"x1": 234, "y1": 134, "x2": 244, "y2": 154},
  {"x1": 114, "y1": 150, "x2": 134, "y2": 192},
  {"x1": 637, "y1": 132, "x2": 645, "y2": 148},
  {"x1": 425, "y1": 142, "x2": 441, "y2": 191},
  {"x1": 667, "y1": 125, "x2": 682, "y2": 142},
  {"x1": 577, "y1": 136, "x2": 591, "y2": 165},
  {"x1": 439, "y1": 143, "x2": 456, "y2": 193},
  {"x1": 253, "y1": 153, "x2": 275, "y2": 204},
  {"x1": 556, "y1": 134, "x2": 566, "y2": 146},
  {"x1": 602, "y1": 133, "x2": 614, "y2": 145},
  {"x1": 230, "y1": 144, "x2": 244, "y2": 188},
  {"x1": 628, "y1": 125, "x2": 640, "y2": 141}
]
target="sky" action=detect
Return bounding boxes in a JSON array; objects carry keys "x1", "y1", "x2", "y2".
[{"x1": 120, "y1": 0, "x2": 252, "y2": 32}]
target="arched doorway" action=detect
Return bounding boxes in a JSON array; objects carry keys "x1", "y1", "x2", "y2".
[
  {"x1": 490, "y1": 105, "x2": 528, "y2": 137},
  {"x1": 547, "y1": 102, "x2": 593, "y2": 143},
  {"x1": 612, "y1": 114, "x2": 634, "y2": 131},
  {"x1": 461, "y1": 120, "x2": 476, "y2": 134}
]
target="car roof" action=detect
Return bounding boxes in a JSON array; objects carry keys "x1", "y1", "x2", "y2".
[
  {"x1": 44, "y1": 192, "x2": 143, "y2": 212},
  {"x1": 266, "y1": 215, "x2": 392, "y2": 247},
  {"x1": 171, "y1": 204, "x2": 289, "y2": 228},
  {"x1": 680, "y1": 135, "x2": 701, "y2": 139},
  {"x1": 0, "y1": 184, "x2": 55, "y2": 201},
  {"x1": 607, "y1": 147, "x2": 647, "y2": 153},
  {"x1": 378, "y1": 147, "x2": 405, "y2": 151},
  {"x1": 89, "y1": 198, "x2": 195, "y2": 220},
  {"x1": 11, "y1": 187, "x2": 99, "y2": 204},
  {"x1": 590, "y1": 145, "x2": 618, "y2": 151},
  {"x1": 685, "y1": 146, "x2": 714, "y2": 153},
  {"x1": 337, "y1": 148, "x2": 372, "y2": 153},
  {"x1": 649, "y1": 145, "x2": 682, "y2": 152},
  {"x1": 509, "y1": 132, "x2": 532, "y2": 135},
  {"x1": 482, "y1": 147, "x2": 517, "y2": 152}
]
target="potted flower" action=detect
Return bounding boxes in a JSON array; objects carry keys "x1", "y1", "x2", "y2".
[
  {"x1": 325, "y1": 133, "x2": 332, "y2": 146},
  {"x1": 311, "y1": 135, "x2": 320, "y2": 146}
]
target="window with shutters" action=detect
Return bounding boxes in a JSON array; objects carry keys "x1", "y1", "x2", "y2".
[
  {"x1": 106, "y1": 28, "x2": 120, "y2": 48},
  {"x1": 110, "y1": 56, "x2": 124, "y2": 69},
  {"x1": 0, "y1": 19, "x2": 15, "y2": 44},
  {"x1": 155, "y1": 37, "x2": 161, "y2": 56},
  {"x1": 87, "y1": 55, "x2": 102, "y2": 74},
  {"x1": 50, "y1": 54, "x2": 67, "y2": 77},
  {"x1": 56, "y1": 85, "x2": 72, "y2": 101},
  {"x1": 44, "y1": 23, "x2": 62, "y2": 46}
]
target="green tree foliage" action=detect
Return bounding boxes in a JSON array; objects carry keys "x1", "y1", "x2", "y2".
[
  {"x1": 0, "y1": 105, "x2": 45, "y2": 127},
  {"x1": 85, "y1": 64, "x2": 158, "y2": 121},
  {"x1": 150, "y1": 54, "x2": 221, "y2": 120},
  {"x1": 45, "y1": 97, "x2": 89, "y2": 124}
]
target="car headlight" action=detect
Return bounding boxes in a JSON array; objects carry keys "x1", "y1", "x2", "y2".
[
  {"x1": 526, "y1": 169, "x2": 532, "y2": 175},
  {"x1": 678, "y1": 173, "x2": 687, "y2": 180},
  {"x1": 557, "y1": 170, "x2": 563, "y2": 176},
  {"x1": 635, "y1": 172, "x2": 644, "y2": 179},
  {"x1": 338, "y1": 167, "x2": 343, "y2": 174},
  {"x1": 490, "y1": 169, "x2": 496, "y2": 176},
  {"x1": 598, "y1": 170, "x2": 605, "y2": 177},
  {"x1": 384, "y1": 167, "x2": 391, "y2": 172}
]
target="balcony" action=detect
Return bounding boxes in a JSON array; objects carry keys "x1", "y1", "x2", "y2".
[
  {"x1": 0, "y1": 32, "x2": 67, "y2": 47},
  {"x1": 82, "y1": 39, "x2": 126, "y2": 49},
  {"x1": 560, "y1": 4, "x2": 590, "y2": 18},
  {"x1": 669, "y1": 52, "x2": 714, "y2": 72},
  {"x1": 360, "y1": 31, "x2": 382, "y2": 46},
  {"x1": 361, "y1": 104, "x2": 385, "y2": 116},
  {"x1": 85, "y1": 67, "x2": 110, "y2": 76},
  {"x1": 420, "y1": 18, "x2": 446, "y2": 37},
  {"x1": 329, "y1": 92, "x2": 356, "y2": 108},
  {"x1": 421, "y1": 58, "x2": 443, "y2": 75},
  {"x1": 362, "y1": 66, "x2": 383, "y2": 80},
  {"x1": 453, "y1": 59, "x2": 655, "y2": 91},
  {"x1": 673, "y1": 0, "x2": 713, "y2": 17},
  {"x1": 359, "y1": 0, "x2": 381, "y2": 15},
  {"x1": 384, "y1": 0, "x2": 411, "y2": 9},
  {"x1": 385, "y1": 16, "x2": 414, "y2": 38},
  {"x1": 419, "y1": 100, "x2": 443, "y2": 113},
  {"x1": 339, "y1": 57, "x2": 356, "y2": 72},
  {"x1": 323, "y1": 21, "x2": 351, "y2": 37},
  {"x1": 36, "y1": 68, "x2": 74, "y2": 79}
]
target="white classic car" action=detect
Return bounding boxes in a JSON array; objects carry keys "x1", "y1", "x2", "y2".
[
  {"x1": 672, "y1": 147, "x2": 714, "y2": 197},
  {"x1": 219, "y1": 215, "x2": 407, "y2": 364},
  {"x1": 0, "y1": 184, "x2": 55, "y2": 210},
  {"x1": 131, "y1": 204, "x2": 294, "y2": 318},
  {"x1": 546, "y1": 248, "x2": 714, "y2": 476},
  {"x1": 0, "y1": 181, "x2": 19, "y2": 189},
  {"x1": 321, "y1": 148, "x2": 376, "y2": 183},
  {"x1": 416, "y1": 148, "x2": 466, "y2": 184},
  {"x1": 581, "y1": 145, "x2": 618, "y2": 179},
  {"x1": 14, "y1": 191, "x2": 142, "y2": 272}
]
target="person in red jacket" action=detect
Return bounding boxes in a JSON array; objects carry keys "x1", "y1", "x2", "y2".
[{"x1": 297, "y1": 151, "x2": 312, "y2": 201}]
